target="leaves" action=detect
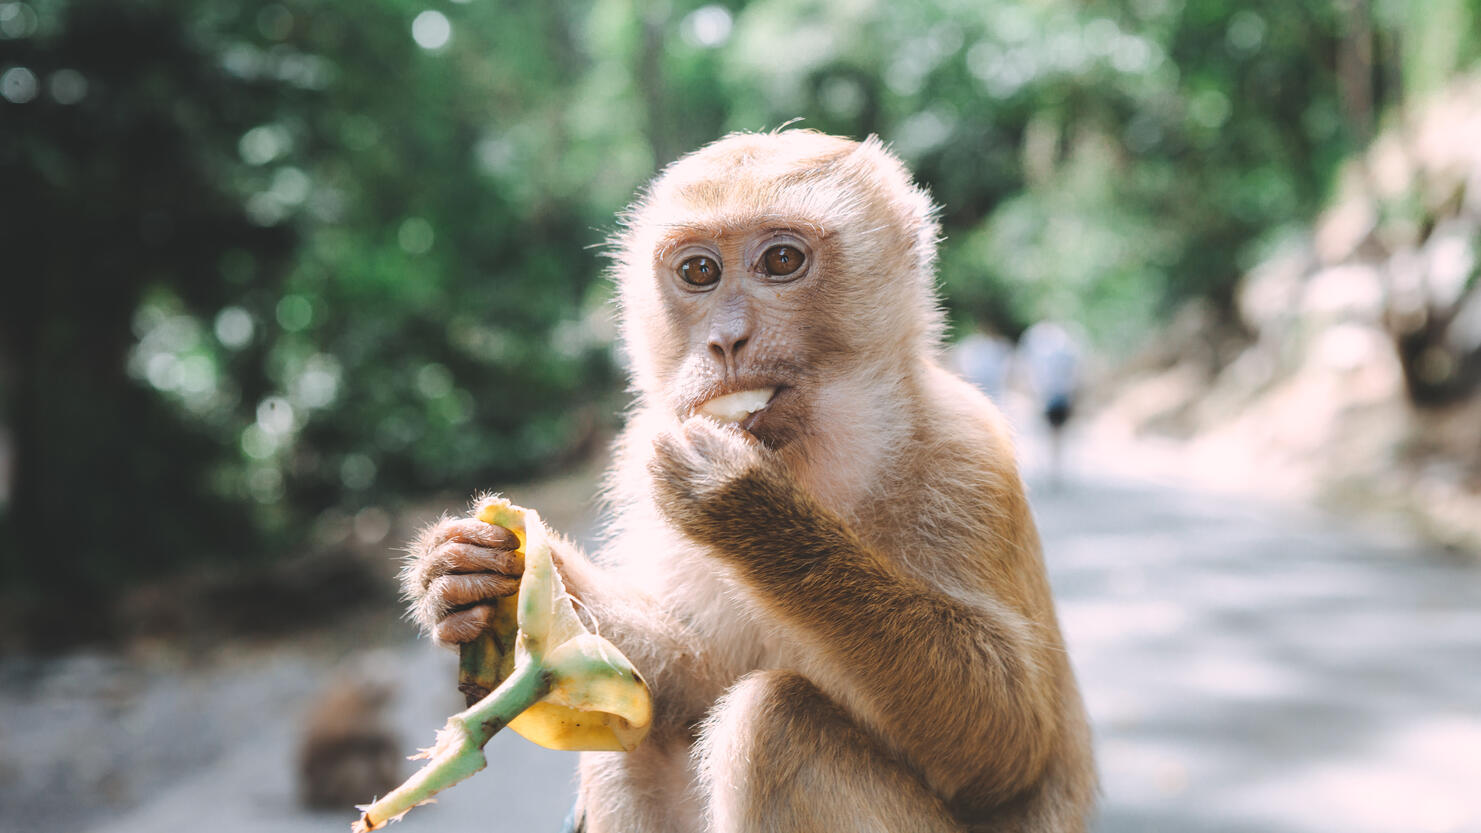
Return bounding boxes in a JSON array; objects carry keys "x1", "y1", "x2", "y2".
[{"x1": 3, "y1": 0, "x2": 1470, "y2": 598}]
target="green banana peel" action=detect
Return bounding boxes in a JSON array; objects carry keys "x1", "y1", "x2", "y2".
[{"x1": 353, "y1": 499, "x2": 651, "y2": 832}]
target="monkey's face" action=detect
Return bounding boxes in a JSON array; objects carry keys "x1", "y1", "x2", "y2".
[
  {"x1": 617, "y1": 131, "x2": 944, "y2": 451},
  {"x1": 652, "y1": 223, "x2": 834, "y2": 449}
]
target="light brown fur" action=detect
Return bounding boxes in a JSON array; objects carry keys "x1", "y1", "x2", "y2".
[
  {"x1": 297, "y1": 677, "x2": 403, "y2": 811},
  {"x1": 403, "y1": 130, "x2": 1096, "y2": 831}
]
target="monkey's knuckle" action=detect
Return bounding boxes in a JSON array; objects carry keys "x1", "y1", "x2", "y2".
[
  {"x1": 646, "y1": 455, "x2": 675, "y2": 491},
  {"x1": 652, "y1": 431, "x2": 685, "y2": 461},
  {"x1": 654, "y1": 474, "x2": 697, "y2": 511},
  {"x1": 425, "y1": 517, "x2": 459, "y2": 544},
  {"x1": 430, "y1": 540, "x2": 469, "y2": 566},
  {"x1": 651, "y1": 445, "x2": 701, "y2": 489},
  {"x1": 718, "y1": 457, "x2": 755, "y2": 486},
  {"x1": 431, "y1": 621, "x2": 462, "y2": 646},
  {"x1": 427, "y1": 577, "x2": 463, "y2": 608},
  {"x1": 411, "y1": 593, "x2": 446, "y2": 635},
  {"x1": 402, "y1": 560, "x2": 436, "y2": 601}
]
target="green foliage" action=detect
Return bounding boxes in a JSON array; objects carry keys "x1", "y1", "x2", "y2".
[
  {"x1": 1, "y1": 0, "x2": 623, "y2": 595},
  {"x1": 2, "y1": 0, "x2": 1477, "y2": 595}
]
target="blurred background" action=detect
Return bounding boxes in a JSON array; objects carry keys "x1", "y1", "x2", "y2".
[{"x1": 2, "y1": 0, "x2": 1480, "y2": 831}]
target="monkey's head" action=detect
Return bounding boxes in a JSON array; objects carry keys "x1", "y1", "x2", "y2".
[{"x1": 614, "y1": 130, "x2": 944, "y2": 451}]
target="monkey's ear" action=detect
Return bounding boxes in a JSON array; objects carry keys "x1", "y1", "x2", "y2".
[{"x1": 841, "y1": 135, "x2": 946, "y2": 343}]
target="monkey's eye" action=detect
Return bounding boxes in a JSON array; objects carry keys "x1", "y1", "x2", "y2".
[
  {"x1": 678, "y1": 255, "x2": 721, "y2": 287},
  {"x1": 762, "y1": 244, "x2": 805, "y2": 278}
]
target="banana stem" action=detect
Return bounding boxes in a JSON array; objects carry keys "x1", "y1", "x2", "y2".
[
  {"x1": 458, "y1": 630, "x2": 511, "y2": 706},
  {"x1": 353, "y1": 659, "x2": 551, "y2": 832}
]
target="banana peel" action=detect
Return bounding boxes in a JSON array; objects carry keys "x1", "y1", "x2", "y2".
[{"x1": 353, "y1": 499, "x2": 651, "y2": 831}]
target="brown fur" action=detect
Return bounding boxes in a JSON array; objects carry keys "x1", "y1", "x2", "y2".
[
  {"x1": 297, "y1": 677, "x2": 402, "y2": 811},
  {"x1": 403, "y1": 129, "x2": 1096, "y2": 831}
]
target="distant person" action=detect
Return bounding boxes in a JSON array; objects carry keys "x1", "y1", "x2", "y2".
[
  {"x1": 953, "y1": 327, "x2": 1013, "y2": 401},
  {"x1": 1019, "y1": 321, "x2": 1082, "y2": 486}
]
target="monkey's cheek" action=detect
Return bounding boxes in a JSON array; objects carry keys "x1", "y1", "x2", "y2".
[{"x1": 744, "y1": 401, "x2": 803, "y2": 450}]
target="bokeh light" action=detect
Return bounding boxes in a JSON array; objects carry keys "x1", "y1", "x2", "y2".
[
  {"x1": 411, "y1": 10, "x2": 451, "y2": 50},
  {"x1": 0, "y1": 65, "x2": 38, "y2": 103},
  {"x1": 681, "y1": 5, "x2": 732, "y2": 48}
]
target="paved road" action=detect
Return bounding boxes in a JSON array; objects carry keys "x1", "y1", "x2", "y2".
[
  {"x1": 8, "y1": 434, "x2": 1479, "y2": 833},
  {"x1": 1039, "y1": 467, "x2": 1481, "y2": 833}
]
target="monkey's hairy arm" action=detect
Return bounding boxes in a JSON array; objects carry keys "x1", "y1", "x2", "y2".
[
  {"x1": 541, "y1": 535, "x2": 730, "y2": 738},
  {"x1": 650, "y1": 418, "x2": 1061, "y2": 814}
]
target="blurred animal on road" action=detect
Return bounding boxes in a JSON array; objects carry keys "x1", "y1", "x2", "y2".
[{"x1": 297, "y1": 671, "x2": 402, "y2": 811}]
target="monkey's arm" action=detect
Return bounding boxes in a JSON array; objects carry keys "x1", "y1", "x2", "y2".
[
  {"x1": 651, "y1": 423, "x2": 1059, "y2": 811},
  {"x1": 543, "y1": 535, "x2": 729, "y2": 740}
]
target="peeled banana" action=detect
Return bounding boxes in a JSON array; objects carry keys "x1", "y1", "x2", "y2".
[{"x1": 353, "y1": 499, "x2": 651, "y2": 831}]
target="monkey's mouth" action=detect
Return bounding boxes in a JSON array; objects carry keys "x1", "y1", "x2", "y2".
[{"x1": 694, "y1": 387, "x2": 779, "y2": 430}]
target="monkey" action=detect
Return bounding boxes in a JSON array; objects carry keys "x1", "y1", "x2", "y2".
[
  {"x1": 403, "y1": 129, "x2": 1097, "y2": 832},
  {"x1": 297, "y1": 674, "x2": 403, "y2": 811}
]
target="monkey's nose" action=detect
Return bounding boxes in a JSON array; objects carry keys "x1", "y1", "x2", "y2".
[
  {"x1": 707, "y1": 294, "x2": 753, "y2": 373},
  {"x1": 708, "y1": 334, "x2": 750, "y2": 369}
]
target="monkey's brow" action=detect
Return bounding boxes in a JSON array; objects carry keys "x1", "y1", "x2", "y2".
[{"x1": 652, "y1": 215, "x2": 828, "y2": 253}]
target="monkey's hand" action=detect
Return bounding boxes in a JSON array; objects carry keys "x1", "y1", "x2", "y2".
[
  {"x1": 649, "y1": 417, "x2": 795, "y2": 543},
  {"x1": 402, "y1": 500, "x2": 523, "y2": 647}
]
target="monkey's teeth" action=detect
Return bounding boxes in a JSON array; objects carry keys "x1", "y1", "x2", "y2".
[{"x1": 697, "y1": 388, "x2": 776, "y2": 424}]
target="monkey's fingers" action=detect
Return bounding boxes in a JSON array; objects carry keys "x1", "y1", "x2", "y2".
[
  {"x1": 650, "y1": 431, "x2": 704, "y2": 492},
  {"x1": 680, "y1": 417, "x2": 765, "y2": 477},
  {"x1": 434, "y1": 604, "x2": 499, "y2": 645},
  {"x1": 681, "y1": 414, "x2": 755, "y2": 450},
  {"x1": 418, "y1": 542, "x2": 523, "y2": 590},
  {"x1": 438, "y1": 518, "x2": 520, "y2": 550},
  {"x1": 438, "y1": 542, "x2": 522, "y2": 575},
  {"x1": 431, "y1": 573, "x2": 520, "y2": 609}
]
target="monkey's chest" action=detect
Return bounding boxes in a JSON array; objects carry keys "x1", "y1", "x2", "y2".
[{"x1": 661, "y1": 553, "x2": 795, "y2": 673}]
